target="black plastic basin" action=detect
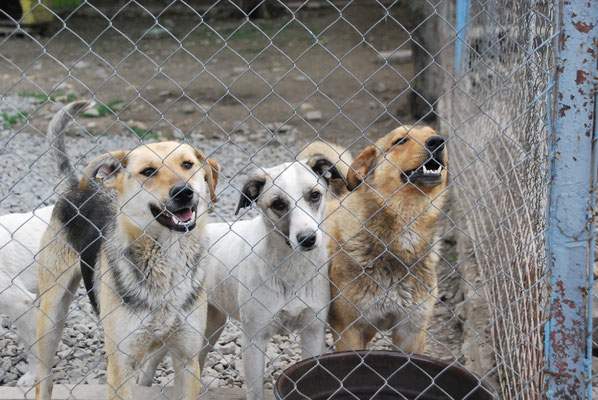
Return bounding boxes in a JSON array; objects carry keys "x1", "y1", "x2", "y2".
[{"x1": 274, "y1": 351, "x2": 496, "y2": 400}]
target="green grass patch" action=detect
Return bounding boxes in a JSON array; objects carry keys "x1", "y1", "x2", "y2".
[
  {"x1": 192, "y1": 18, "x2": 296, "y2": 43},
  {"x1": 18, "y1": 90, "x2": 77, "y2": 103},
  {"x1": 1, "y1": 111, "x2": 28, "y2": 128},
  {"x1": 128, "y1": 126, "x2": 160, "y2": 141},
  {"x1": 82, "y1": 100, "x2": 125, "y2": 118}
]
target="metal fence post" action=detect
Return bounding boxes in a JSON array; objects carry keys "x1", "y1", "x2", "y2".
[
  {"x1": 454, "y1": 0, "x2": 470, "y2": 73},
  {"x1": 545, "y1": 0, "x2": 597, "y2": 398}
]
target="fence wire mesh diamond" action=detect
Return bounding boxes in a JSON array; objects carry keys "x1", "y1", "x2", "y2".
[{"x1": 0, "y1": 1, "x2": 593, "y2": 400}]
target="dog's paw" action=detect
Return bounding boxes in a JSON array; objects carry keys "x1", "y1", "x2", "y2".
[{"x1": 16, "y1": 371, "x2": 35, "y2": 387}]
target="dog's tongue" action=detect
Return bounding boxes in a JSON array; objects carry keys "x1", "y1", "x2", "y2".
[{"x1": 174, "y1": 208, "x2": 193, "y2": 222}]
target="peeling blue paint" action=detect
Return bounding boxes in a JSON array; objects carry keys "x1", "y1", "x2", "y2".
[{"x1": 545, "y1": 0, "x2": 597, "y2": 398}]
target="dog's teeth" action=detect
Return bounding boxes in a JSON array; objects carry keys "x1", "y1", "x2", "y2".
[{"x1": 172, "y1": 211, "x2": 196, "y2": 226}]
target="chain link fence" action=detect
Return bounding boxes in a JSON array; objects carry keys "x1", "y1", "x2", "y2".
[{"x1": 0, "y1": 1, "x2": 594, "y2": 399}]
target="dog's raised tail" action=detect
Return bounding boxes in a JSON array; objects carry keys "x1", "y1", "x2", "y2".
[{"x1": 47, "y1": 100, "x2": 94, "y2": 187}]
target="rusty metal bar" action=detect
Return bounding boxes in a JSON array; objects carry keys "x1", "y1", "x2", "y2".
[{"x1": 545, "y1": 0, "x2": 597, "y2": 397}]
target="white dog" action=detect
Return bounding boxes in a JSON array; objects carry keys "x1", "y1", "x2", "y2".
[
  {"x1": 205, "y1": 157, "x2": 346, "y2": 400},
  {"x1": 140, "y1": 155, "x2": 346, "y2": 400},
  {"x1": 0, "y1": 205, "x2": 52, "y2": 386}
]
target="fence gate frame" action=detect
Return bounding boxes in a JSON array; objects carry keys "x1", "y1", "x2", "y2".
[{"x1": 545, "y1": 0, "x2": 597, "y2": 398}]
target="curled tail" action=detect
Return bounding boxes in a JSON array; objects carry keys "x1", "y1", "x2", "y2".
[{"x1": 47, "y1": 100, "x2": 93, "y2": 188}]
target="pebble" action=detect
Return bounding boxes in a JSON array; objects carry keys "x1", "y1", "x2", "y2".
[
  {"x1": 305, "y1": 110, "x2": 322, "y2": 121},
  {"x1": 146, "y1": 26, "x2": 169, "y2": 39},
  {"x1": 300, "y1": 103, "x2": 314, "y2": 112},
  {"x1": 375, "y1": 49, "x2": 412, "y2": 64},
  {"x1": 371, "y1": 82, "x2": 387, "y2": 94},
  {"x1": 181, "y1": 104, "x2": 196, "y2": 114},
  {"x1": 264, "y1": 122, "x2": 292, "y2": 134},
  {"x1": 74, "y1": 60, "x2": 90, "y2": 69}
]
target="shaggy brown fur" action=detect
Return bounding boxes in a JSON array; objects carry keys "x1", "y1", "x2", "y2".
[{"x1": 315, "y1": 126, "x2": 448, "y2": 352}]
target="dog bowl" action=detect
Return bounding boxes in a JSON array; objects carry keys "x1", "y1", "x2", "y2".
[{"x1": 274, "y1": 351, "x2": 496, "y2": 400}]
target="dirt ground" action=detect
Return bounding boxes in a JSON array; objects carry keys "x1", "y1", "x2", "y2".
[
  {"x1": 1, "y1": 2, "x2": 419, "y2": 148},
  {"x1": 0, "y1": 2, "x2": 464, "y2": 388}
]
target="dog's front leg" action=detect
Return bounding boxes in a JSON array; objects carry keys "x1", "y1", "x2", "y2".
[
  {"x1": 104, "y1": 334, "x2": 137, "y2": 400},
  {"x1": 242, "y1": 330, "x2": 268, "y2": 400},
  {"x1": 300, "y1": 312, "x2": 327, "y2": 359},
  {"x1": 137, "y1": 346, "x2": 167, "y2": 386},
  {"x1": 172, "y1": 352, "x2": 202, "y2": 399},
  {"x1": 170, "y1": 294, "x2": 207, "y2": 399}
]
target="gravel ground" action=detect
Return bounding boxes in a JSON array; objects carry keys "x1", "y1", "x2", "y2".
[{"x1": 0, "y1": 92, "x2": 463, "y2": 389}]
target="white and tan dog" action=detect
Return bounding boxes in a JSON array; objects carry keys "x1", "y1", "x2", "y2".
[
  {"x1": 34, "y1": 101, "x2": 220, "y2": 400},
  {"x1": 0, "y1": 206, "x2": 52, "y2": 386}
]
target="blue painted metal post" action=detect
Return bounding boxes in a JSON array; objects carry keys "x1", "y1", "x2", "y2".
[
  {"x1": 454, "y1": 0, "x2": 470, "y2": 73},
  {"x1": 545, "y1": 0, "x2": 597, "y2": 398}
]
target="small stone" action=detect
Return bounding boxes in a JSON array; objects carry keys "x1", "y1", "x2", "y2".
[
  {"x1": 3, "y1": 372, "x2": 18, "y2": 382},
  {"x1": 232, "y1": 122, "x2": 250, "y2": 135},
  {"x1": 371, "y1": 82, "x2": 387, "y2": 93},
  {"x1": 127, "y1": 120, "x2": 147, "y2": 131},
  {"x1": 300, "y1": 103, "x2": 314, "y2": 112},
  {"x1": 376, "y1": 49, "x2": 413, "y2": 64},
  {"x1": 305, "y1": 110, "x2": 322, "y2": 121},
  {"x1": 15, "y1": 361, "x2": 28, "y2": 374},
  {"x1": 173, "y1": 128, "x2": 185, "y2": 140},
  {"x1": 233, "y1": 66, "x2": 248, "y2": 74},
  {"x1": 294, "y1": 75, "x2": 308, "y2": 81},
  {"x1": 82, "y1": 107, "x2": 100, "y2": 118},
  {"x1": 216, "y1": 341, "x2": 238, "y2": 355},
  {"x1": 146, "y1": 26, "x2": 169, "y2": 38},
  {"x1": 95, "y1": 68, "x2": 109, "y2": 79},
  {"x1": 56, "y1": 82, "x2": 74, "y2": 91},
  {"x1": 74, "y1": 60, "x2": 90, "y2": 69},
  {"x1": 265, "y1": 122, "x2": 292, "y2": 134},
  {"x1": 181, "y1": 104, "x2": 196, "y2": 114}
]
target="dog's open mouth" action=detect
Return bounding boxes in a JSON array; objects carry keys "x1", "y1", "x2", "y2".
[
  {"x1": 150, "y1": 204, "x2": 197, "y2": 232},
  {"x1": 402, "y1": 157, "x2": 445, "y2": 187}
]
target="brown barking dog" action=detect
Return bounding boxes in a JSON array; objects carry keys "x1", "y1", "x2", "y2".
[
  {"x1": 307, "y1": 126, "x2": 448, "y2": 352},
  {"x1": 35, "y1": 101, "x2": 220, "y2": 400}
]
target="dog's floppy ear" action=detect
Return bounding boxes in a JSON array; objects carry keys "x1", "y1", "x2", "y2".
[
  {"x1": 307, "y1": 154, "x2": 347, "y2": 195},
  {"x1": 204, "y1": 158, "x2": 220, "y2": 204},
  {"x1": 235, "y1": 173, "x2": 266, "y2": 215},
  {"x1": 346, "y1": 145, "x2": 378, "y2": 191},
  {"x1": 81, "y1": 150, "x2": 128, "y2": 190}
]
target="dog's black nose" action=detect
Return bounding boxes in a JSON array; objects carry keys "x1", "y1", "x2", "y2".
[
  {"x1": 426, "y1": 136, "x2": 445, "y2": 153},
  {"x1": 297, "y1": 231, "x2": 317, "y2": 250},
  {"x1": 170, "y1": 184, "x2": 194, "y2": 202}
]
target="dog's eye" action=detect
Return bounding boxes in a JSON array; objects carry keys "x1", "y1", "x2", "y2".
[
  {"x1": 140, "y1": 167, "x2": 158, "y2": 177},
  {"x1": 271, "y1": 199, "x2": 288, "y2": 212},
  {"x1": 309, "y1": 191, "x2": 322, "y2": 202},
  {"x1": 392, "y1": 137, "x2": 409, "y2": 146},
  {"x1": 181, "y1": 161, "x2": 194, "y2": 170}
]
